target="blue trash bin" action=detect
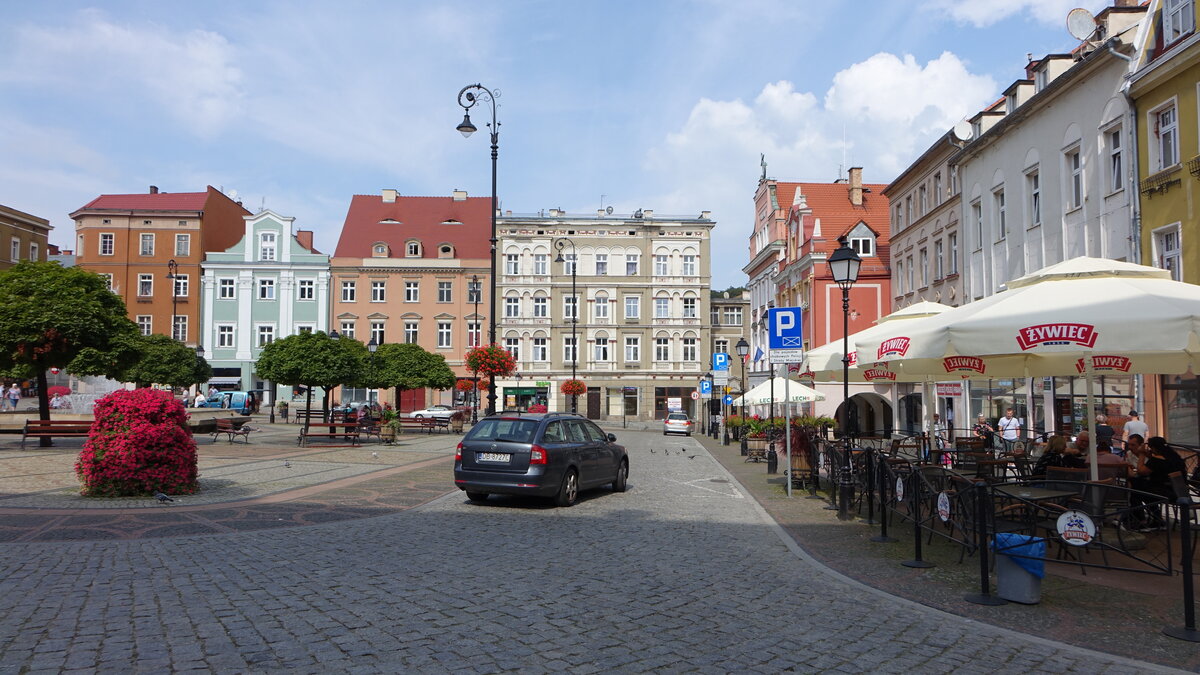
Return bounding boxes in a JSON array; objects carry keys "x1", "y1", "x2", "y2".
[{"x1": 991, "y1": 533, "x2": 1046, "y2": 604}]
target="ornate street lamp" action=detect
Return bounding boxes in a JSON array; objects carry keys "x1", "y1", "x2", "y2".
[
  {"x1": 828, "y1": 235, "x2": 862, "y2": 521},
  {"x1": 736, "y1": 337, "x2": 750, "y2": 451},
  {"x1": 456, "y1": 83, "x2": 500, "y2": 416},
  {"x1": 553, "y1": 237, "x2": 579, "y2": 413},
  {"x1": 166, "y1": 259, "x2": 179, "y2": 342}
]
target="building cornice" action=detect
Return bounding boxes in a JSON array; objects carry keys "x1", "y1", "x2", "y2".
[{"x1": 741, "y1": 241, "x2": 783, "y2": 276}]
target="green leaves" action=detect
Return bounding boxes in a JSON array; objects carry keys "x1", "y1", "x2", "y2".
[
  {"x1": 123, "y1": 334, "x2": 212, "y2": 389},
  {"x1": 255, "y1": 331, "x2": 360, "y2": 388}
]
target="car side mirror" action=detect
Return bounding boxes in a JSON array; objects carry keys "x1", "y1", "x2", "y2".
[{"x1": 607, "y1": 433, "x2": 617, "y2": 443}]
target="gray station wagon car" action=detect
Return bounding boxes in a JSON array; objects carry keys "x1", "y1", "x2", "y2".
[{"x1": 454, "y1": 412, "x2": 628, "y2": 507}]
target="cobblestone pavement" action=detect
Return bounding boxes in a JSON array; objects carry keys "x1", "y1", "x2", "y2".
[{"x1": 0, "y1": 430, "x2": 1174, "y2": 674}]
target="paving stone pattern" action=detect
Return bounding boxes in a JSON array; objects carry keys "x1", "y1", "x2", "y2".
[{"x1": 0, "y1": 432, "x2": 1175, "y2": 673}]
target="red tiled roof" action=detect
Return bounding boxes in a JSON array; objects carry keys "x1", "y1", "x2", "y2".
[
  {"x1": 333, "y1": 194, "x2": 492, "y2": 258},
  {"x1": 791, "y1": 181, "x2": 892, "y2": 264},
  {"x1": 75, "y1": 191, "x2": 210, "y2": 212}
]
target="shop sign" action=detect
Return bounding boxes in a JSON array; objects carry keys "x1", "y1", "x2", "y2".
[
  {"x1": 1056, "y1": 510, "x2": 1096, "y2": 546},
  {"x1": 936, "y1": 383, "x2": 962, "y2": 397}
]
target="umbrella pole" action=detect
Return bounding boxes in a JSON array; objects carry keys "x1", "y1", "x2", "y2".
[{"x1": 1085, "y1": 357, "x2": 1099, "y2": 481}]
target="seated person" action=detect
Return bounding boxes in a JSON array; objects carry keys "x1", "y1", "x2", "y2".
[
  {"x1": 1033, "y1": 435, "x2": 1086, "y2": 475},
  {"x1": 1090, "y1": 441, "x2": 1128, "y2": 468},
  {"x1": 1129, "y1": 436, "x2": 1187, "y2": 529}
]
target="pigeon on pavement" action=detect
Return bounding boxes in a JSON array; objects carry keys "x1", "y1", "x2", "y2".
[
  {"x1": 154, "y1": 492, "x2": 174, "y2": 503},
  {"x1": 284, "y1": 460, "x2": 291, "y2": 469}
]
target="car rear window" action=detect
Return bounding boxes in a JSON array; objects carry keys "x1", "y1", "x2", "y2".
[
  {"x1": 466, "y1": 418, "x2": 539, "y2": 443},
  {"x1": 668, "y1": 413, "x2": 688, "y2": 421}
]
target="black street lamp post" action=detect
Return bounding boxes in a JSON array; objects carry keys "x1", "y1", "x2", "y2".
[
  {"x1": 553, "y1": 238, "x2": 579, "y2": 413},
  {"x1": 456, "y1": 83, "x2": 500, "y2": 416},
  {"x1": 470, "y1": 274, "x2": 481, "y2": 424},
  {"x1": 828, "y1": 236, "x2": 862, "y2": 521},
  {"x1": 736, "y1": 337, "x2": 750, "y2": 452},
  {"x1": 702, "y1": 371, "x2": 712, "y2": 437},
  {"x1": 166, "y1": 259, "x2": 179, "y2": 342}
]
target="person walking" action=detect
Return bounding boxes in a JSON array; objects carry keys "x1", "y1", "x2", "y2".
[
  {"x1": 6, "y1": 383, "x2": 21, "y2": 411},
  {"x1": 996, "y1": 408, "x2": 1021, "y2": 454},
  {"x1": 1124, "y1": 410, "x2": 1149, "y2": 441}
]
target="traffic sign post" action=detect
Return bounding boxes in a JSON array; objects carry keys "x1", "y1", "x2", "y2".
[
  {"x1": 767, "y1": 307, "x2": 805, "y2": 364},
  {"x1": 699, "y1": 380, "x2": 713, "y2": 396}
]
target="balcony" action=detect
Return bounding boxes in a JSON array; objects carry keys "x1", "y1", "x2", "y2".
[{"x1": 1140, "y1": 166, "x2": 1183, "y2": 199}]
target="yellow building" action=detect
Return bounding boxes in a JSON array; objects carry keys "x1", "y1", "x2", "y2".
[
  {"x1": 0, "y1": 204, "x2": 51, "y2": 271},
  {"x1": 1130, "y1": 0, "x2": 1200, "y2": 443}
]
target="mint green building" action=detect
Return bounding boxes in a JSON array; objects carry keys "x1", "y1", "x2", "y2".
[{"x1": 200, "y1": 210, "x2": 330, "y2": 403}]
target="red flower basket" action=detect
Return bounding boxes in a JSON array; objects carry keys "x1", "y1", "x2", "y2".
[
  {"x1": 465, "y1": 344, "x2": 516, "y2": 377},
  {"x1": 455, "y1": 379, "x2": 476, "y2": 392},
  {"x1": 560, "y1": 379, "x2": 586, "y2": 396}
]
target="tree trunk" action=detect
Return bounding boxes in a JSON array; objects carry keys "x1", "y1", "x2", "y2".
[
  {"x1": 36, "y1": 364, "x2": 52, "y2": 447},
  {"x1": 304, "y1": 386, "x2": 313, "y2": 435}
]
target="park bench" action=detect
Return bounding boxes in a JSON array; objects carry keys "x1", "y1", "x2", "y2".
[
  {"x1": 293, "y1": 409, "x2": 328, "y2": 424},
  {"x1": 211, "y1": 418, "x2": 251, "y2": 444},
  {"x1": 391, "y1": 417, "x2": 446, "y2": 434},
  {"x1": 22, "y1": 419, "x2": 92, "y2": 450},
  {"x1": 297, "y1": 422, "x2": 360, "y2": 447}
]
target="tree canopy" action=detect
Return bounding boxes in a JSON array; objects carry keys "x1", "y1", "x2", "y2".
[
  {"x1": 374, "y1": 342, "x2": 455, "y2": 394},
  {"x1": 0, "y1": 262, "x2": 142, "y2": 434},
  {"x1": 254, "y1": 331, "x2": 361, "y2": 390},
  {"x1": 123, "y1": 334, "x2": 212, "y2": 389}
]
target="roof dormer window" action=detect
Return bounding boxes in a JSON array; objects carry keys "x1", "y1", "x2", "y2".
[
  {"x1": 372, "y1": 243, "x2": 389, "y2": 257},
  {"x1": 847, "y1": 221, "x2": 876, "y2": 257},
  {"x1": 406, "y1": 240, "x2": 422, "y2": 257}
]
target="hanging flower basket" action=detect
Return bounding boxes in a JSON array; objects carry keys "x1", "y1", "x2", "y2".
[
  {"x1": 455, "y1": 379, "x2": 476, "y2": 392},
  {"x1": 477, "y1": 378, "x2": 490, "y2": 391},
  {"x1": 465, "y1": 344, "x2": 516, "y2": 377},
  {"x1": 560, "y1": 379, "x2": 586, "y2": 396}
]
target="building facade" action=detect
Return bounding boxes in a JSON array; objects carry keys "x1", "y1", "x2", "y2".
[
  {"x1": 330, "y1": 189, "x2": 491, "y2": 411},
  {"x1": 772, "y1": 168, "x2": 894, "y2": 432},
  {"x1": 948, "y1": 4, "x2": 1146, "y2": 436},
  {"x1": 200, "y1": 210, "x2": 330, "y2": 400},
  {"x1": 0, "y1": 204, "x2": 51, "y2": 271},
  {"x1": 884, "y1": 133, "x2": 964, "y2": 310},
  {"x1": 495, "y1": 208, "x2": 714, "y2": 421},
  {"x1": 743, "y1": 163, "x2": 794, "y2": 392},
  {"x1": 1130, "y1": 0, "x2": 1200, "y2": 443},
  {"x1": 70, "y1": 186, "x2": 249, "y2": 350}
]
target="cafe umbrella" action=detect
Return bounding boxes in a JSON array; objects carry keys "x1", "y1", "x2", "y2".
[{"x1": 855, "y1": 257, "x2": 1200, "y2": 479}]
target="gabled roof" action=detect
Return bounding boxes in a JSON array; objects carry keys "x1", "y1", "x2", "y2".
[
  {"x1": 333, "y1": 194, "x2": 492, "y2": 258},
  {"x1": 74, "y1": 191, "x2": 210, "y2": 212},
  {"x1": 794, "y1": 182, "x2": 890, "y2": 240}
]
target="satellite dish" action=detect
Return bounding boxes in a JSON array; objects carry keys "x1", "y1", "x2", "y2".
[
  {"x1": 605, "y1": 206, "x2": 614, "y2": 215},
  {"x1": 1066, "y1": 8, "x2": 1097, "y2": 41},
  {"x1": 228, "y1": 188, "x2": 239, "y2": 200},
  {"x1": 951, "y1": 120, "x2": 973, "y2": 142}
]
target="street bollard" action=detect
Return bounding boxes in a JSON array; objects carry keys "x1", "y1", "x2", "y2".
[
  {"x1": 863, "y1": 448, "x2": 877, "y2": 525},
  {"x1": 823, "y1": 444, "x2": 839, "y2": 511},
  {"x1": 766, "y1": 447, "x2": 778, "y2": 474},
  {"x1": 902, "y1": 471, "x2": 935, "y2": 568},
  {"x1": 871, "y1": 458, "x2": 897, "y2": 543},
  {"x1": 1164, "y1": 498, "x2": 1200, "y2": 641},
  {"x1": 964, "y1": 479, "x2": 1006, "y2": 605}
]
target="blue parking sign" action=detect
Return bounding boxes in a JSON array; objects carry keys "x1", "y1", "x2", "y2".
[
  {"x1": 766, "y1": 307, "x2": 803, "y2": 349},
  {"x1": 712, "y1": 353, "x2": 730, "y2": 371},
  {"x1": 699, "y1": 380, "x2": 712, "y2": 395}
]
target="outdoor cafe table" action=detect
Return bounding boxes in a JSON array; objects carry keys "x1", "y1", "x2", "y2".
[{"x1": 993, "y1": 485, "x2": 1079, "y2": 504}]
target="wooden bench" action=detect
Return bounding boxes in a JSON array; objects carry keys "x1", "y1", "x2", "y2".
[
  {"x1": 22, "y1": 419, "x2": 92, "y2": 449},
  {"x1": 293, "y1": 409, "x2": 328, "y2": 424},
  {"x1": 211, "y1": 418, "x2": 251, "y2": 444},
  {"x1": 298, "y1": 422, "x2": 360, "y2": 447},
  {"x1": 391, "y1": 417, "x2": 447, "y2": 434}
]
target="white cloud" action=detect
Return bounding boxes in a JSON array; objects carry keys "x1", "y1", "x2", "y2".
[
  {"x1": 924, "y1": 0, "x2": 1109, "y2": 28},
  {"x1": 1, "y1": 10, "x2": 244, "y2": 137},
  {"x1": 644, "y1": 52, "x2": 996, "y2": 287}
]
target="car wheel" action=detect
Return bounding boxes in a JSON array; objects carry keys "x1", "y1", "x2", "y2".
[
  {"x1": 466, "y1": 491, "x2": 489, "y2": 502},
  {"x1": 612, "y1": 460, "x2": 628, "y2": 493},
  {"x1": 413, "y1": 414, "x2": 424, "y2": 418},
  {"x1": 555, "y1": 469, "x2": 579, "y2": 507}
]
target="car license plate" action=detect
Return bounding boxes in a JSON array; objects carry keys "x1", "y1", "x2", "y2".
[{"x1": 477, "y1": 452, "x2": 511, "y2": 463}]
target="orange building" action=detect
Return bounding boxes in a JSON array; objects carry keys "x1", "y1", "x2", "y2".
[
  {"x1": 70, "y1": 186, "x2": 250, "y2": 348},
  {"x1": 330, "y1": 189, "x2": 491, "y2": 411}
]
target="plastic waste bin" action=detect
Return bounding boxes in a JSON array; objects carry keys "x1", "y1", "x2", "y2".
[{"x1": 991, "y1": 533, "x2": 1045, "y2": 604}]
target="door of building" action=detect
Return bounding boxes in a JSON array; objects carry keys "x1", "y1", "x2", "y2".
[{"x1": 586, "y1": 388, "x2": 601, "y2": 420}]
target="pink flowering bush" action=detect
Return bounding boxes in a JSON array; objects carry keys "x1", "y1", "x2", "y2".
[{"x1": 75, "y1": 388, "x2": 198, "y2": 497}]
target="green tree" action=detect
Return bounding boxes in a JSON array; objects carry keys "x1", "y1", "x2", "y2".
[
  {"x1": 123, "y1": 334, "x2": 212, "y2": 389},
  {"x1": 254, "y1": 331, "x2": 360, "y2": 432},
  {"x1": 374, "y1": 343, "x2": 455, "y2": 408},
  {"x1": 0, "y1": 262, "x2": 141, "y2": 442}
]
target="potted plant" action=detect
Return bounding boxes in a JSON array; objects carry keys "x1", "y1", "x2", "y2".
[
  {"x1": 449, "y1": 410, "x2": 465, "y2": 433},
  {"x1": 380, "y1": 408, "x2": 398, "y2": 442}
]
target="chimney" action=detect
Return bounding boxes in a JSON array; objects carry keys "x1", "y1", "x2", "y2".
[
  {"x1": 382, "y1": 189, "x2": 397, "y2": 203},
  {"x1": 700, "y1": 211, "x2": 711, "y2": 220},
  {"x1": 149, "y1": 185, "x2": 159, "y2": 194},
  {"x1": 848, "y1": 167, "x2": 863, "y2": 206},
  {"x1": 642, "y1": 209, "x2": 653, "y2": 218},
  {"x1": 452, "y1": 189, "x2": 467, "y2": 201},
  {"x1": 295, "y1": 230, "x2": 314, "y2": 251}
]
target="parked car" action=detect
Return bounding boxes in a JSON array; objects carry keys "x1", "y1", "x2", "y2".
[
  {"x1": 408, "y1": 405, "x2": 456, "y2": 420},
  {"x1": 663, "y1": 412, "x2": 693, "y2": 436},
  {"x1": 197, "y1": 391, "x2": 255, "y2": 415},
  {"x1": 454, "y1": 412, "x2": 628, "y2": 507}
]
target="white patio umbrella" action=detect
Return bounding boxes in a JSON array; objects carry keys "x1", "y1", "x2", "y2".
[
  {"x1": 732, "y1": 376, "x2": 825, "y2": 406},
  {"x1": 856, "y1": 257, "x2": 1200, "y2": 478}
]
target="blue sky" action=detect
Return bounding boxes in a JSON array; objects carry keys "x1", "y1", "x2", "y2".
[{"x1": 0, "y1": 0, "x2": 1108, "y2": 289}]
